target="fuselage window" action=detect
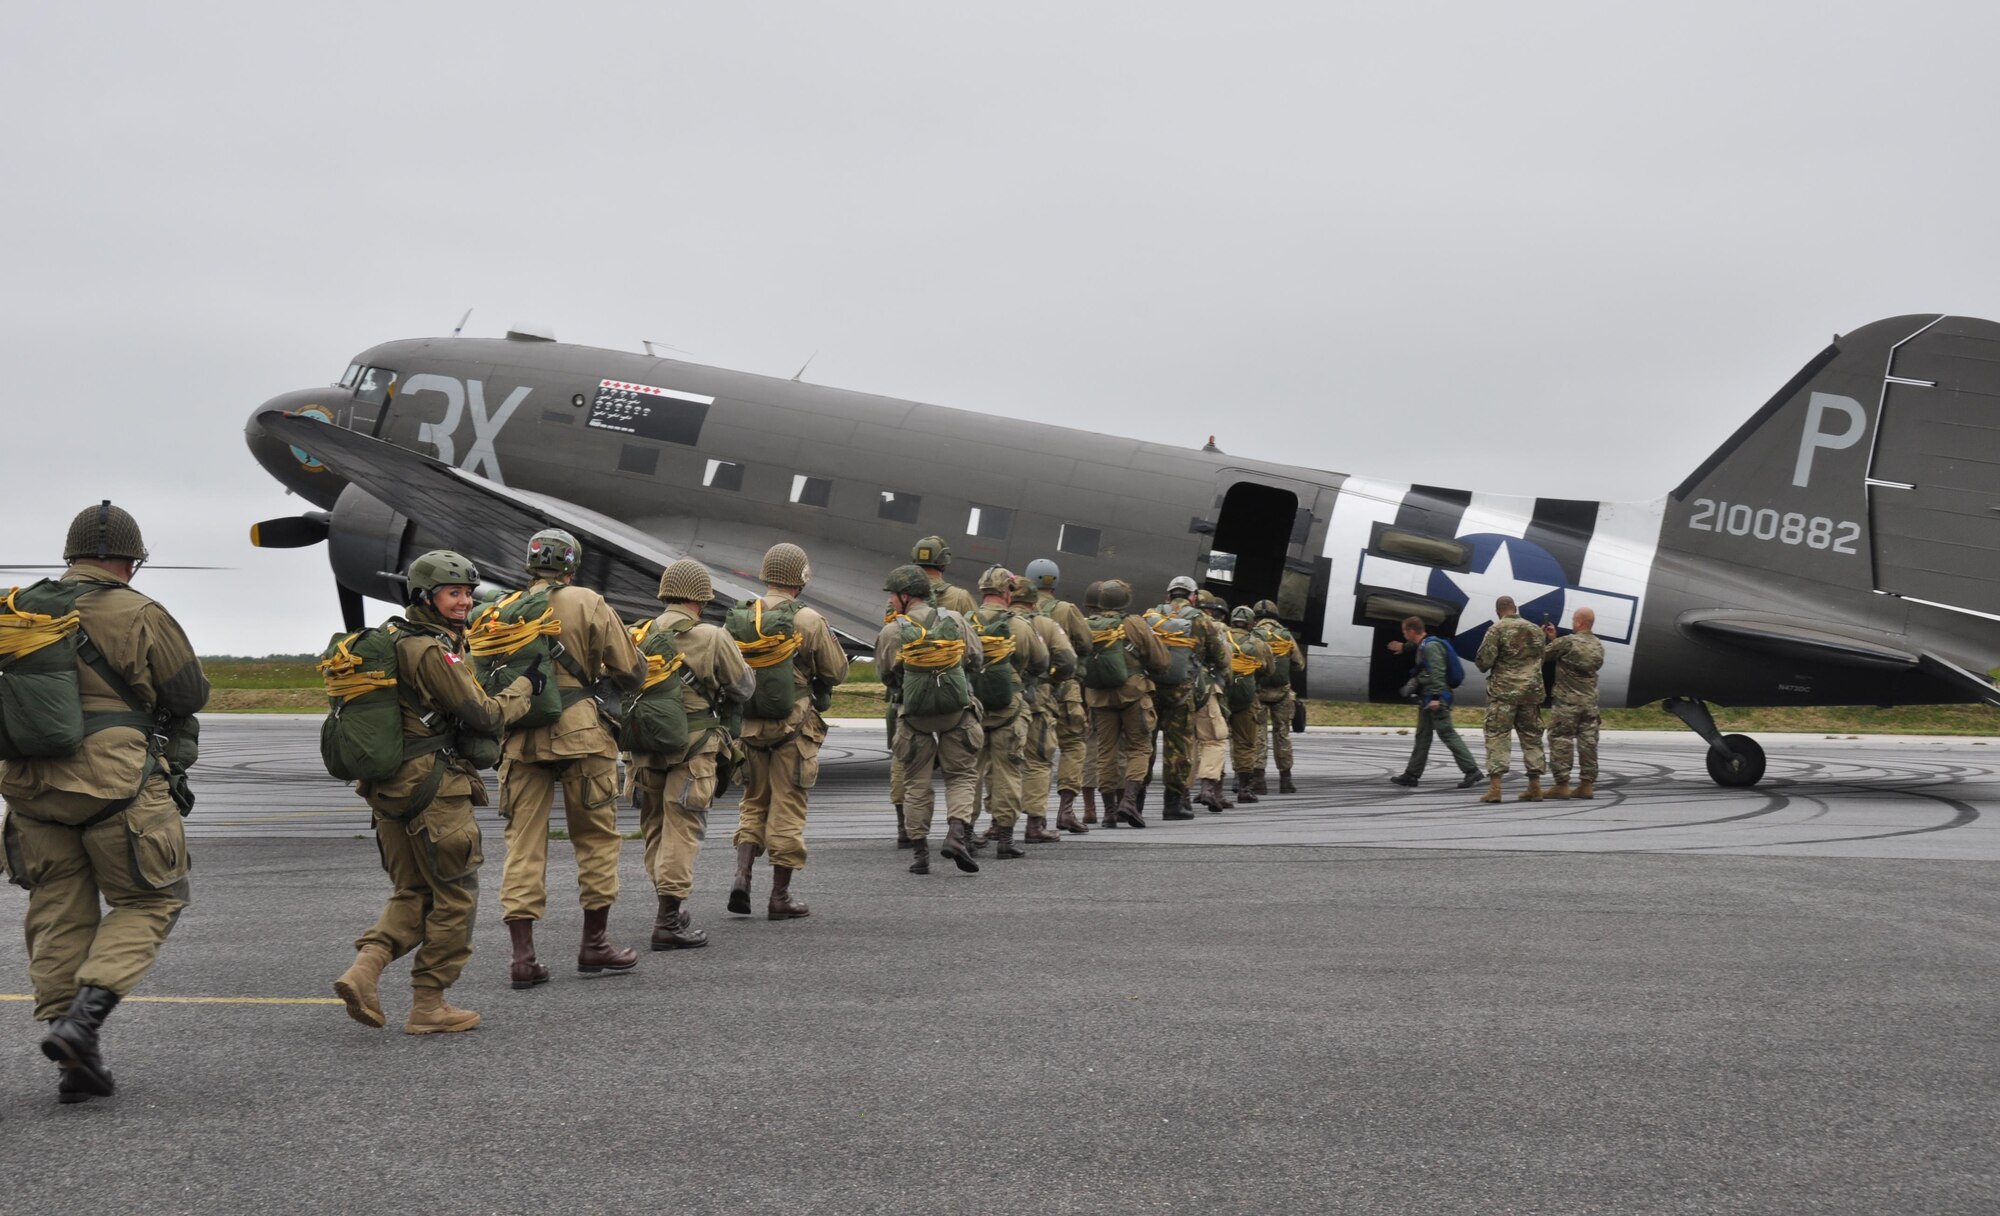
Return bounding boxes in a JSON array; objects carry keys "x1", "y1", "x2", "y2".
[
  {"x1": 1057, "y1": 523, "x2": 1100, "y2": 557},
  {"x1": 354, "y1": 366, "x2": 397, "y2": 407},
  {"x1": 704, "y1": 459, "x2": 744, "y2": 491},
  {"x1": 618, "y1": 444, "x2": 659, "y2": 476},
  {"x1": 967, "y1": 504, "x2": 1013, "y2": 540},
  {"x1": 791, "y1": 475, "x2": 833, "y2": 508},
  {"x1": 878, "y1": 490, "x2": 922, "y2": 524}
]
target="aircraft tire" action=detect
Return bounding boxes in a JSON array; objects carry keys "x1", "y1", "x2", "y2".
[{"x1": 1705, "y1": 734, "x2": 1766, "y2": 787}]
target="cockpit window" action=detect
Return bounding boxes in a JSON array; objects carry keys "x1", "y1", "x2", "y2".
[
  {"x1": 338, "y1": 363, "x2": 360, "y2": 389},
  {"x1": 354, "y1": 366, "x2": 397, "y2": 406}
]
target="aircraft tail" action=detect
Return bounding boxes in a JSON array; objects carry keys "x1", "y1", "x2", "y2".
[{"x1": 1664, "y1": 314, "x2": 2000, "y2": 616}]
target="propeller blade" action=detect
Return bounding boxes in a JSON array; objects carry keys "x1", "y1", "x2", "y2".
[
  {"x1": 339, "y1": 584, "x2": 367, "y2": 633},
  {"x1": 250, "y1": 512, "x2": 331, "y2": 549},
  {"x1": 0, "y1": 564, "x2": 232, "y2": 571}
]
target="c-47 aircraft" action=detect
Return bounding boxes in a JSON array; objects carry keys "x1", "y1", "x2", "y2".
[{"x1": 248, "y1": 314, "x2": 2000, "y2": 787}]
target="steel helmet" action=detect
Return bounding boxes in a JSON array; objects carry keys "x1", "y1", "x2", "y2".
[
  {"x1": 657, "y1": 558, "x2": 714, "y2": 603},
  {"x1": 1253, "y1": 599, "x2": 1282, "y2": 620},
  {"x1": 525, "y1": 527, "x2": 581, "y2": 576},
  {"x1": 63, "y1": 500, "x2": 148, "y2": 563},
  {"x1": 1025, "y1": 558, "x2": 1060, "y2": 590},
  {"x1": 1230, "y1": 605, "x2": 1255, "y2": 626},
  {"x1": 407, "y1": 550, "x2": 480, "y2": 602},
  {"x1": 1082, "y1": 581, "x2": 1105, "y2": 612},
  {"x1": 1097, "y1": 579, "x2": 1132, "y2": 611},
  {"x1": 1198, "y1": 590, "x2": 1226, "y2": 613},
  {"x1": 977, "y1": 565, "x2": 1015, "y2": 596},
  {"x1": 911, "y1": 536, "x2": 953, "y2": 569},
  {"x1": 884, "y1": 564, "x2": 933, "y2": 597},
  {"x1": 1007, "y1": 574, "x2": 1037, "y2": 605},
  {"x1": 1166, "y1": 575, "x2": 1198, "y2": 601},
  {"x1": 761, "y1": 543, "x2": 812, "y2": 587}
]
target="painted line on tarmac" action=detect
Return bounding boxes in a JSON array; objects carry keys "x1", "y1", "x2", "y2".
[{"x1": 0, "y1": 994, "x2": 342, "y2": 1005}]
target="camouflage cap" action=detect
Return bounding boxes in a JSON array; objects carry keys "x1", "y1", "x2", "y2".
[
  {"x1": 761, "y1": 542, "x2": 811, "y2": 587},
  {"x1": 407, "y1": 550, "x2": 480, "y2": 600},
  {"x1": 657, "y1": 558, "x2": 713, "y2": 603},
  {"x1": 1097, "y1": 579, "x2": 1132, "y2": 611},
  {"x1": 977, "y1": 565, "x2": 1015, "y2": 596},
  {"x1": 1230, "y1": 605, "x2": 1255, "y2": 626},
  {"x1": 525, "y1": 527, "x2": 582, "y2": 576},
  {"x1": 884, "y1": 564, "x2": 932, "y2": 597},
  {"x1": 1008, "y1": 574, "x2": 1037, "y2": 605},
  {"x1": 911, "y1": 535, "x2": 953, "y2": 569},
  {"x1": 1025, "y1": 557, "x2": 1060, "y2": 589},
  {"x1": 63, "y1": 500, "x2": 148, "y2": 563},
  {"x1": 1253, "y1": 598, "x2": 1281, "y2": 619}
]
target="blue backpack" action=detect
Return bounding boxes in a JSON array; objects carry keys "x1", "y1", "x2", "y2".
[{"x1": 1421, "y1": 636, "x2": 1465, "y2": 689}]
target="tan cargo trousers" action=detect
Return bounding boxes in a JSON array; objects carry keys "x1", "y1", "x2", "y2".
[
  {"x1": 1229, "y1": 701, "x2": 1268, "y2": 775},
  {"x1": 358, "y1": 794, "x2": 483, "y2": 991},
  {"x1": 897, "y1": 709, "x2": 984, "y2": 839},
  {"x1": 499, "y1": 754, "x2": 622, "y2": 921},
  {"x1": 976, "y1": 705, "x2": 1028, "y2": 829},
  {"x1": 1018, "y1": 700, "x2": 1057, "y2": 817},
  {"x1": 1089, "y1": 697, "x2": 1157, "y2": 787},
  {"x1": 1193, "y1": 692, "x2": 1228, "y2": 782},
  {"x1": 735, "y1": 712, "x2": 825, "y2": 871},
  {"x1": 4, "y1": 778, "x2": 189, "y2": 1021},
  {"x1": 1053, "y1": 681, "x2": 1087, "y2": 795},
  {"x1": 1260, "y1": 688, "x2": 1297, "y2": 771},
  {"x1": 635, "y1": 740, "x2": 720, "y2": 900}
]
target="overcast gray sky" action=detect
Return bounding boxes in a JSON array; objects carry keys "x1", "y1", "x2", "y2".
[{"x1": 4, "y1": 2, "x2": 1996, "y2": 656}]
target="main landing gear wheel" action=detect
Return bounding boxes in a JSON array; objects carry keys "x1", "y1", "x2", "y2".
[{"x1": 1704, "y1": 733, "x2": 1765, "y2": 787}]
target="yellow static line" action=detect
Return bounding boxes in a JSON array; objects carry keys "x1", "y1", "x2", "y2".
[{"x1": 0, "y1": 994, "x2": 340, "y2": 1005}]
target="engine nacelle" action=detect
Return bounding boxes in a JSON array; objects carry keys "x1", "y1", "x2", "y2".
[{"x1": 327, "y1": 483, "x2": 416, "y2": 606}]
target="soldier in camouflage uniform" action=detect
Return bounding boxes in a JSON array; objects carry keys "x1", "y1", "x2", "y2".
[
  {"x1": 1542, "y1": 607, "x2": 1605, "y2": 800},
  {"x1": 1190, "y1": 591, "x2": 1234, "y2": 810},
  {"x1": 1148, "y1": 577, "x2": 1206, "y2": 819},
  {"x1": 1028, "y1": 559, "x2": 1093, "y2": 833},
  {"x1": 1251, "y1": 600, "x2": 1305, "y2": 794},
  {"x1": 1224, "y1": 606, "x2": 1275, "y2": 804},
  {"x1": 1473, "y1": 595, "x2": 1547, "y2": 803},
  {"x1": 1013, "y1": 574, "x2": 1076, "y2": 841}
]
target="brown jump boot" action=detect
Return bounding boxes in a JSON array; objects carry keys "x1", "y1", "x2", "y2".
[
  {"x1": 1117, "y1": 780, "x2": 1148, "y2": 828},
  {"x1": 908, "y1": 838, "x2": 931, "y2": 875},
  {"x1": 1518, "y1": 776, "x2": 1544, "y2": 802},
  {"x1": 1279, "y1": 769, "x2": 1297, "y2": 794},
  {"x1": 1478, "y1": 775, "x2": 1503, "y2": 803},
  {"x1": 1082, "y1": 787, "x2": 1099, "y2": 824},
  {"x1": 1234, "y1": 773, "x2": 1259, "y2": 804},
  {"x1": 333, "y1": 943, "x2": 391, "y2": 1027},
  {"x1": 404, "y1": 986, "x2": 480, "y2": 1035},
  {"x1": 895, "y1": 804, "x2": 913, "y2": 849},
  {"x1": 940, "y1": 820, "x2": 981, "y2": 873},
  {"x1": 578, "y1": 906, "x2": 639, "y2": 974},
  {"x1": 1573, "y1": 780, "x2": 1596, "y2": 800},
  {"x1": 1057, "y1": 790, "x2": 1089, "y2": 834},
  {"x1": 651, "y1": 895, "x2": 708, "y2": 950},
  {"x1": 1549, "y1": 779, "x2": 1572, "y2": 800},
  {"x1": 1252, "y1": 768, "x2": 1269, "y2": 795},
  {"x1": 994, "y1": 820, "x2": 1026, "y2": 859},
  {"x1": 768, "y1": 865, "x2": 811, "y2": 919},
  {"x1": 1024, "y1": 815, "x2": 1062, "y2": 842},
  {"x1": 506, "y1": 920, "x2": 550, "y2": 989},
  {"x1": 727, "y1": 842, "x2": 759, "y2": 915},
  {"x1": 1097, "y1": 786, "x2": 1123, "y2": 828}
]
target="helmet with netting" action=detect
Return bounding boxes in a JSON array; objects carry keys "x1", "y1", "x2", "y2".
[
  {"x1": 884, "y1": 564, "x2": 932, "y2": 597},
  {"x1": 63, "y1": 501, "x2": 148, "y2": 563},
  {"x1": 657, "y1": 558, "x2": 713, "y2": 603}
]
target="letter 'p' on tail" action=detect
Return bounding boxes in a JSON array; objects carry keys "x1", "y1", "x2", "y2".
[{"x1": 1662, "y1": 315, "x2": 2000, "y2": 616}]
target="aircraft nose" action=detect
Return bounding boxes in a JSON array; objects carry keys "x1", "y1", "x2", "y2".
[{"x1": 246, "y1": 389, "x2": 348, "y2": 509}]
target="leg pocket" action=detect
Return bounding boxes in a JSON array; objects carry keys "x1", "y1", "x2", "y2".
[
  {"x1": 421, "y1": 811, "x2": 485, "y2": 883},
  {"x1": 794, "y1": 737, "x2": 822, "y2": 790},
  {"x1": 670, "y1": 750, "x2": 719, "y2": 812},
  {"x1": 3, "y1": 813, "x2": 37, "y2": 890},
  {"x1": 124, "y1": 789, "x2": 189, "y2": 891}
]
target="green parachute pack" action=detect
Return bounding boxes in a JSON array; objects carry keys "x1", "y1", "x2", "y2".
[
  {"x1": 1080, "y1": 611, "x2": 1138, "y2": 691},
  {"x1": 1255, "y1": 620, "x2": 1298, "y2": 689},
  {"x1": 466, "y1": 587, "x2": 574, "y2": 729},
  {"x1": 968, "y1": 606, "x2": 1021, "y2": 712},
  {"x1": 0, "y1": 579, "x2": 199, "y2": 813},
  {"x1": 1143, "y1": 605, "x2": 1200, "y2": 687},
  {"x1": 620, "y1": 615, "x2": 721, "y2": 763},
  {"x1": 316, "y1": 620, "x2": 497, "y2": 814},
  {"x1": 892, "y1": 611, "x2": 973, "y2": 719},
  {"x1": 727, "y1": 597, "x2": 806, "y2": 721}
]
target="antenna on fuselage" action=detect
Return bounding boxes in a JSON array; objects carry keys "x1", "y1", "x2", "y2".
[
  {"x1": 791, "y1": 351, "x2": 818, "y2": 382},
  {"x1": 452, "y1": 308, "x2": 473, "y2": 337},
  {"x1": 643, "y1": 339, "x2": 690, "y2": 358}
]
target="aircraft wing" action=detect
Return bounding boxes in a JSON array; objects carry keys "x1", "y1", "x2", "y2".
[{"x1": 255, "y1": 411, "x2": 880, "y2": 649}]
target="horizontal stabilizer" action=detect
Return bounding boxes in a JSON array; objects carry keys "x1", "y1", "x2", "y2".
[{"x1": 1679, "y1": 610, "x2": 1918, "y2": 671}]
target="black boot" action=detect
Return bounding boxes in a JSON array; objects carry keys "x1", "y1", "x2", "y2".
[
  {"x1": 1279, "y1": 769, "x2": 1297, "y2": 794},
  {"x1": 41, "y1": 986, "x2": 119, "y2": 1099},
  {"x1": 1252, "y1": 768, "x2": 1269, "y2": 795},
  {"x1": 1118, "y1": 780, "x2": 1148, "y2": 828},
  {"x1": 1163, "y1": 788, "x2": 1194, "y2": 820},
  {"x1": 895, "y1": 804, "x2": 913, "y2": 849},
  {"x1": 994, "y1": 820, "x2": 1026, "y2": 859},
  {"x1": 727, "y1": 842, "x2": 759, "y2": 915},
  {"x1": 1235, "y1": 773, "x2": 1260, "y2": 804},
  {"x1": 651, "y1": 895, "x2": 709, "y2": 950},
  {"x1": 908, "y1": 839, "x2": 931, "y2": 875},
  {"x1": 940, "y1": 820, "x2": 981, "y2": 873}
]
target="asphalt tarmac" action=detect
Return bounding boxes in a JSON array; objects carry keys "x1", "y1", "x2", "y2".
[{"x1": 1, "y1": 717, "x2": 1995, "y2": 1214}]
